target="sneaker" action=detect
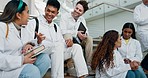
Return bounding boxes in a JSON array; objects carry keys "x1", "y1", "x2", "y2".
[
  {"x1": 67, "y1": 66, "x2": 77, "y2": 77},
  {"x1": 87, "y1": 66, "x2": 95, "y2": 76}
]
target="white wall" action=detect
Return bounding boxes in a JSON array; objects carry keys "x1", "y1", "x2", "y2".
[
  {"x1": 0, "y1": 0, "x2": 9, "y2": 11},
  {"x1": 87, "y1": 11, "x2": 135, "y2": 38},
  {"x1": 84, "y1": 0, "x2": 141, "y2": 38},
  {"x1": 0, "y1": 0, "x2": 33, "y2": 11}
]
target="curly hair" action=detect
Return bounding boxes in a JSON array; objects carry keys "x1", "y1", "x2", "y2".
[{"x1": 91, "y1": 30, "x2": 119, "y2": 72}]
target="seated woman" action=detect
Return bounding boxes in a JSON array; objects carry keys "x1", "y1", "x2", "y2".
[
  {"x1": 91, "y1": 30, "x2": 137, "y2": 78},
  {"x1": 0, "y1": 0, "x2": 50, "y2": 78},
  {"x1": 118, "y1": 22, "x2": 146, "y2": 78}
]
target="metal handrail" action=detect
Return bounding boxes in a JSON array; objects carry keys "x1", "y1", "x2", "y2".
[{"x1": 89, "y1": 2, "x2": 134, "y2": 13}]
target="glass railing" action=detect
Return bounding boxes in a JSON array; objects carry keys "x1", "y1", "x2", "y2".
[{"x1": 84, "y1": 0, "x2": 141, "y2": 38}]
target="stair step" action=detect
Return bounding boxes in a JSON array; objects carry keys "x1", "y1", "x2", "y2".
[
  {"x1": 93, "y1": 44, "x2": 98, "y2": 47},
  {"x1": 93, "y1": 38, "x2": 102, "y2": 42},
  {"x1": 93, "y1": 38, "x2": 102, "y2": 51}
]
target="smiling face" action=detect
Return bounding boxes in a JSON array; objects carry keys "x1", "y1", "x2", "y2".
[
  {"x1": 44, "y1": 5, "x2": 59, "y2": 23},
  {"x1": 72, "y1": 4, "x2": 84, "y2": 18},
  {"x1": 143, "y1": 0, "x2": 148, "y2": 5}
]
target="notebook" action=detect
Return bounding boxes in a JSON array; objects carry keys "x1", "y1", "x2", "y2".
[{"x1": 78, "y1": 22, "x2": 86, "y2": 34}]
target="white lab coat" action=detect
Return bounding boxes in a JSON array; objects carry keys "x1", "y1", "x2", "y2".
[
  {"x1": 21, "y1": 16, "x2": 66, "y2": 49},
  {"x1": 134, "y1": 3, "x2": 148, "y2": 52},
  {"x1": 95, "y1": 49, "x2": 131, "y2": 78},
  {"x1": 59, "y1": 12, "x2": 93, "y2": 64},
  {"x1": 118, "y1": 37, "x2": 143, "y2": 62},
  {"x1": 59, "y1": 12, "x2": 89, "y2": 37},
  {"x1": 0, "y1": 22, "x2": 26, "y2": 78},
  {"x1": 21, "y1": 16, "x2": 65, "y2": 77},
  {"x1": 21, "y1": 15, "x2": 88, "y2": 77}
]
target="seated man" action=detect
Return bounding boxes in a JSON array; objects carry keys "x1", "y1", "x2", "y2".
[
  {"x1": 21, "y1": 0, "x2": 88, "y2": 78},
  {"x1": 59, "y1": 0, "x2": 93, "y2": 69}
]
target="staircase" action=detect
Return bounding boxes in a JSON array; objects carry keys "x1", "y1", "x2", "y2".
[{"x1": 43, "y1": 38, "x2": 102, "y2": 78}]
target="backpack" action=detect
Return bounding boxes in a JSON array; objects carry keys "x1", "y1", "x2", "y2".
[{"x1": 33, "y1": 17, "x2": 57, "y2": 39}]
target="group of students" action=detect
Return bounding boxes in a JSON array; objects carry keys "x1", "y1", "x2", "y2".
[
  {"x1": 0, "y1": 0, "x2": 94, "y2": 78},
  {"x1": 91, "y1": 23, "x2": 148, "y2": 78},
  {"x1": 1, "y1": 0, "x2": 148, "y2": 78}
]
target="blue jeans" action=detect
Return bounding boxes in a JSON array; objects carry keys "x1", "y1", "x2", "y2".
[
  {"x1": 138, "y1": 66, "x2": 147, "y2": 78},
  {"x1": 19, "y1": 53, "x2": 50, "y2": 78},
  {"x1": 126, "y1": 66, "x2": 147, "y2": 78},
  {"x1": 126, "y1": 70, "x2": 140, "y2": 78}
]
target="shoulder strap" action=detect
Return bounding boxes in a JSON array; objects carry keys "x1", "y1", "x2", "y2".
[
  {"x1": 5, "y1": 23, "x2": 9, "y2": 39},
  {"x1": 54, "y1": 24, "x2": 57, "y2": 32},
  {"x1": 34, "y1": 17, "x2": 39, "y2": 39},
  {"x1": 34, "y1": 19, "x2": 57, "y2": 39}
]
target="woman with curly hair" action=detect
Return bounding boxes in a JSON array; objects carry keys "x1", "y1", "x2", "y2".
[{"x1": 91, "y1": 30, "x2": 138, "y2": 78}]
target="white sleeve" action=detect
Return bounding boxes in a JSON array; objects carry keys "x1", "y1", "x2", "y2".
[
  {"x1": 106, "y1": 52, "x2": 131, "y2": 77},
  {"x1": 134, "y1": 5, "x2": 148, "y2": 26},
  {"x1": 130, "y1": 41, "x2": 143, "y2": 62},
  {"x1": 0, "y1": 25, "x2": 23, "y2": 71},
  {"x1": 42, "y1": 24, "x2": 66, "y2": 48},
  {"x1": 0, "y1": 54, "x2": 23, "y2": 71},
  {"x1": 59, "y1": 14, "x2": 77, "y2": 36},
  {"x1": 22, "y1": 19, "x2": 43, "y2": 46},
  {"x1": 21, "y1": 19, "x2": 36, "y2": 44},
  {"x1": 106, "y1": 64, "x2": 131, "y2": 77}
]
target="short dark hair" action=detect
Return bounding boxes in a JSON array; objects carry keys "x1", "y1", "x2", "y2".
[
  {"x1": 46, "y1": 0, "x2": 60, "y2": 11},
  {"x1": 76, "y1": 0, "x2": 89, "y2": 13}
]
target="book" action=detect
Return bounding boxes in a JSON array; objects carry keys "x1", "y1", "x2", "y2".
[
  {"x1": 76, "y1": 22, "x2": 87, "y2": 42},
  {"x1": 78, "y1": 22, "x2": 86, "y2": 34},
  {"x1": 24, "y1": 45, "x2": 45, "y2": 58}
]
